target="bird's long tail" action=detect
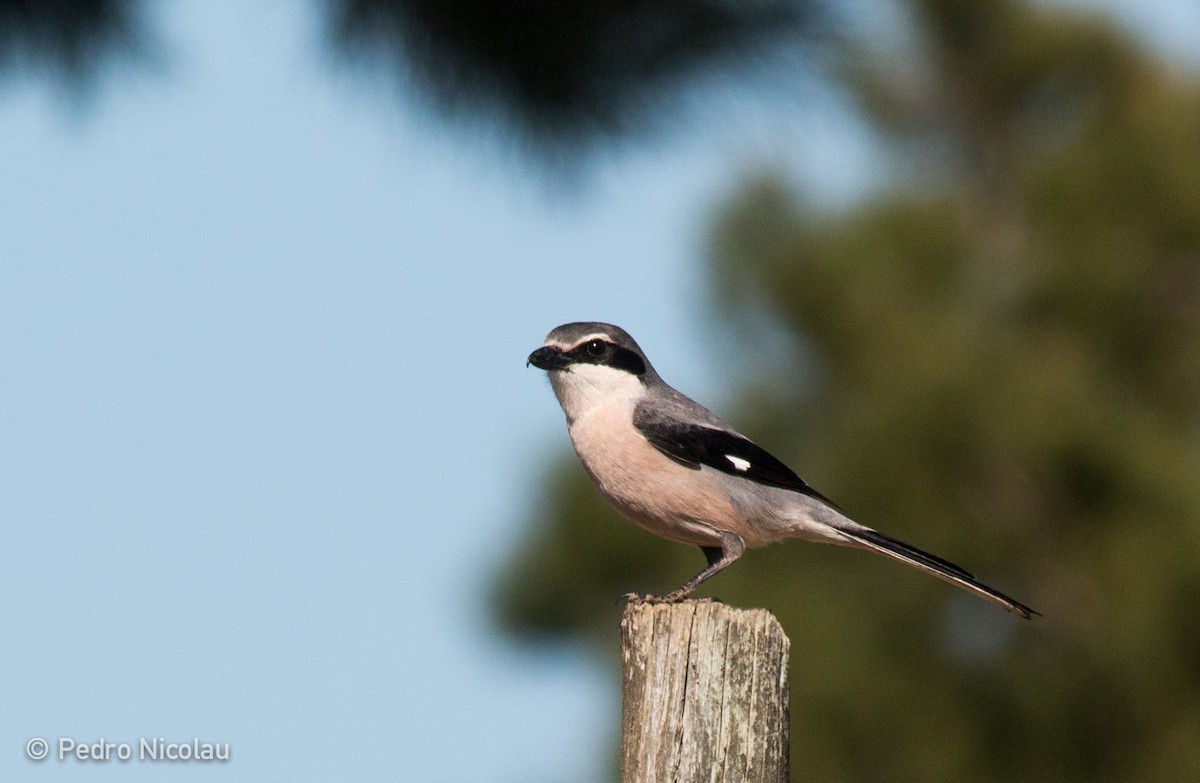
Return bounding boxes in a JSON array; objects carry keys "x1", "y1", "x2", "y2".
[{"x1": 836, "y1": 526, "x2": 1038, "y2": 619}]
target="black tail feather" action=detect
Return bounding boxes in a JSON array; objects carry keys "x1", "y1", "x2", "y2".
[{"x1": 838, "y1": 526, "x2": 1039, "y2": 619}]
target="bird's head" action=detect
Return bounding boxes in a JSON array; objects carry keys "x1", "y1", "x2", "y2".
[{"x1": 528, "y1": 322, "x2": 654, "y2": 421}]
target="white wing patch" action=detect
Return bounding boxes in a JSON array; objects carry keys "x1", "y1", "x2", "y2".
[{"x1": 726, "y1": 455, "x2": 752, "y2": 472}]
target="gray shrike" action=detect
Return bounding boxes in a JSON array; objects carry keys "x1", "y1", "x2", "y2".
[{"x1": 528, "y1": 321, "x2": 1036, "y2": 618}]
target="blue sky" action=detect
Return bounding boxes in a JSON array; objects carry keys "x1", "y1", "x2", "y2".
[{"x1": 1, "y1": 1, "x2": 1195, "y2": 781}]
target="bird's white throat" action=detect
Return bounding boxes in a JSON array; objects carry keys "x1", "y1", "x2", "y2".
[{"x1": 548, "y1": 363, "x2": 644, "y2": 425}]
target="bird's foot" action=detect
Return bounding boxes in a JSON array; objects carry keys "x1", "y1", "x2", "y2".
[{"x1": 620, "y1": 592, "x2": 722, "y2": 605}]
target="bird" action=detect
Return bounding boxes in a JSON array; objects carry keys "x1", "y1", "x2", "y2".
[{"x1": 527, "y1": 321, "x2": 1037, "y2": 618}]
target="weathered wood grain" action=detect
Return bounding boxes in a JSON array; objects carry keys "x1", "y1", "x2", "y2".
[{"x1": 620, "y1": 601, "x2": 790, "y2": 783}]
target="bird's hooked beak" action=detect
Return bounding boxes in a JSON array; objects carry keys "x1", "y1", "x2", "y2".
[{"x1": 527, "y1": 345, "x2": 569, "y2": 370}]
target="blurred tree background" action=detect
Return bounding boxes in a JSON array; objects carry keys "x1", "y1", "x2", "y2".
[
  {"x1": 7, "y1": 0, "x2": 1199, "y2": 779},
  {"x1": 0, "y1": 0, "x2": 818, "y2": 149},
  {"x1": 497, "y1": 1, "x2": 1200, "y2": 781}
]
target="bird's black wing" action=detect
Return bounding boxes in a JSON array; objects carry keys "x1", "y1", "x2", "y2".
[{"x1": 633, "y1": 406, "x2": 839, "y2": 508}]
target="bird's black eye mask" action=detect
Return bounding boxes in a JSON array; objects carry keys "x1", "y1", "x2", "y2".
[{"x1": 566, "y1": 338, "x2": 647, "y2": 376}]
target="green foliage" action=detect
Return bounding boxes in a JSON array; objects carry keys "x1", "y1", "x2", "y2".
[
  {"x1": 497, "y1": 1, "x2": 1200, "y2": 779},
  {"x1": 327, "y1": 0, "x2": 819, "y2": 149}
]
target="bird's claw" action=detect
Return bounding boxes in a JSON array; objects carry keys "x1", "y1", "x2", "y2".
[{"x1": 620, "y1": 592, "x2": 722, "y2": 605}]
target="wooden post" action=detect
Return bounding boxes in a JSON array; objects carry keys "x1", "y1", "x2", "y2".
[{"x1": 620, "y1": 600, "x2": 790, "y2": 783}]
